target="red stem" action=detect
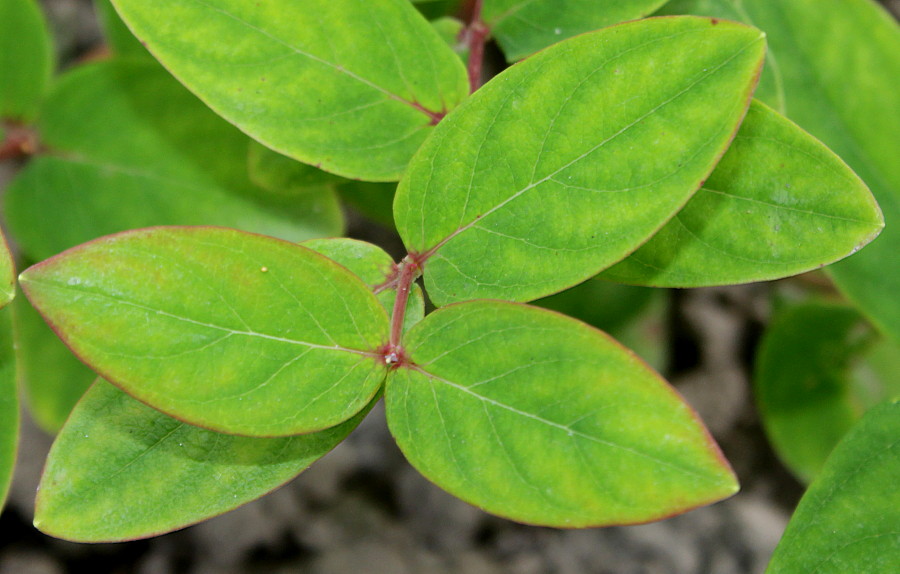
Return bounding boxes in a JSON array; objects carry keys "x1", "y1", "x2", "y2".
[
  {"x1": 388, "y1": 255, "x2": 421, "y2": 349},
  {"x1": 0, "y1": 123, "x2": 38, "y2": 161},
  {"x1": 465, "y1": 0, "x2": 489, "y2": 93}
]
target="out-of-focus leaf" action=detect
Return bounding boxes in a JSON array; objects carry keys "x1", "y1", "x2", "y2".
[
  {"x1": 0, "y1": 0, "x2": 52, "y2": 121},
  {"x1": 766, "y1": 400, "x2": 900, "y2": 573},
  {"x1": 14, "y1": 294, "x2": 94, "y2": 434},
  {"x1": 601, "y1": 101, "x2": 883, "y2": 286},
  {"x1": 4, "y1": 60, "x2": 342, "y2": 260},
  {"x1": 754, "y1": 301, "x2": 888, "y2": 483},
  {"x1": 484, "y1": 0, "x2": 670, "y2": 61},
  {"x1": 94, "y1": 0, "x2": 151, "y2": 59}
]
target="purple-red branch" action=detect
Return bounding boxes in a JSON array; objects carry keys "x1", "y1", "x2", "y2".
[
  {"x1": 388, "y1": 255, "x2": 421, "y2": 351},
  {"x1": 0, "y1": 122, "x2": 39, "y2": 161},
  {"x1": 464, "y1": 0, "x2": 489, "y2": 93}
]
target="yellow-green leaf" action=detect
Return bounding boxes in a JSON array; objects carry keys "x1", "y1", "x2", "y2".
[{"x1": 20, "y1": 227, "x2": 390, "y2": 437}]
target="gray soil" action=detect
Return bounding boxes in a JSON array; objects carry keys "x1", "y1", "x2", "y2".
[{"x1": 1, "y1": 1, "x2": 897, "y2": 573}]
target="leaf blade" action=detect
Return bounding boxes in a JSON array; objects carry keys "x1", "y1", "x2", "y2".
[
  {"x1": 766, "y1": 399, "x2": 900, "y2": 573},
  {"x1": 35, "y1": 380, "x2": 374, "y2": 542},
  {"x1": 484, "y1": 0, "x2": 670, "y2": 61},
  {"x1": 659, "y1": 0, "x2": 900, "y2": 343},
  {"x1": 601, "y1": 100, "x2": 884, "y2": 286},
  {"x1": 395, "y1": 16, "x2": 766, "y2": 305},
  {"x1": 20, "y1": 227, "x2": 390, "y2": 436},
  {"x1": 0, "y1": 0, "x2": 52, "y2": 121},
  {"x1": 109, "y1": 0, "x2": 469, "y2": 180},
  {"x1": 386, "y1": 301, "x2": 737, "y2": 527}
]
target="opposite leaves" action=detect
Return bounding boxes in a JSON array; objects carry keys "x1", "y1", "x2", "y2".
[
  {"x1": 20, "y1": 227, "x2": 390, "y2": 436},
  {"x1": 395, "y1": 16, "x2": 766, "y2": 306}
]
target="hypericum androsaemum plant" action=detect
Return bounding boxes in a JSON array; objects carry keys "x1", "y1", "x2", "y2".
[{"x1": 1, "y1": 0, "x2": 895, "y2": 558}]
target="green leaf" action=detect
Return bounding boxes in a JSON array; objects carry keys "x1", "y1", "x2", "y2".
[
  {"x1": 19, "y1": 227, "x2": 390, "y2": 437},
  {"x1": 395, "y1": 16, "x2": 766, "y2": 306},
  {"x1": 484, "y1": 0, "x2": 670, "y2": 61},
  {"x1": 386, "y1": 301, "x2": 737, "y2": 527},
  {"x1": 35, "y1": 380, "x2": 375, "y2": 542},
  {"x1": 766, "y1": 399, "x2": 900, "y2": 573},
  {"x1": 601, "y1": 101, "x2": 883, "y2": 286},
  {"x1": 0, "y1": 306, "x2": 17, "y2": 510},
  {"x1": 4, "y1": 60, "x2": 342, "y2": 261},
  {"x1": 658, "y1": 0, "x2": 900, "y2": 344},
  {"x1": 301, "y1": 238, "x2": 425, "y2": 333},
  {"x1": 754, "y1": 302, "x2": 882, "y2": 483},
  {"x1": 0, "y1": 0, "x2": 52, "y2": 121},
  {"x1": 109, "y1": 0, "x2": 469, "y2": 181},
  {"x1": 14, "y1": 294, "x2": 95, "y2": 434},
  {"x1": 248, "y1": 141, "x2": 346, "y2": 196},
  {"x1": 430, "y1": 17, "x2": 468, "y2": 63},
  {"x1": 94, "y1": 0, "x2": 152, "y2": 60}
]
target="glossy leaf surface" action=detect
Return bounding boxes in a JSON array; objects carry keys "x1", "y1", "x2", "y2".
[
  {"x1": 20, "y1": 227, "x2": 389, "y2": 436},
  {"x1": 0, "y1": 0, "x2": 52, "y2": 121},
  {"x1": 484, "y1": 0, "x2": 670, "y2": 61},
  {"x1": 602, "y1": 101, "x2": 883, "y2": 286},
  {"x1": 110, "y1": 0, "x2": 469, "y2": 180},
  {"x1": 301, "y1": 238, "x2": 425, "y2": 333},
  {"x1": 395, "y1": 17, "x2": 766, "y2": 306},
  {"x1": 14, "y1": 295, "x2": 95, "y2": 434},
  {"x1": 754, "y1": 302, "x2": 879, "y2": 483},
  {"x1": 767, "y1": 400, "x2": 900, "y2": 573},
  {"x1": 659, "y1": 0, "x2": 900, "y2": 343},
  {"x1": 386, "y1": 301, "x2": 737, "y2": 527},
  {"x1": 5, "y1": 61, "x2": 342, "y2": 261},
  {"x1": 36, "y1": 381, "x2": 374, "y2": 542}
]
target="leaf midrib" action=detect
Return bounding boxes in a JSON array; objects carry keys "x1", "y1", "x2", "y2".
[
  {"x1": 181, "y1": 0, "x2": 444, "y2": 122},
  {"x1": 27, "y1": 278, "x2": 380, "y2": 358},
  {"x1": 409, "y1": 365, "x2": 725, "y2": 485},
  {"x1": 419, "y1": 34, "x2": 763, "y2": 259}
]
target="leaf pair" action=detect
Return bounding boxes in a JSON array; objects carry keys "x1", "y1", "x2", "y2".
[{"x1": 22, "y1": 227, "x2": 736, "y2": 539}]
